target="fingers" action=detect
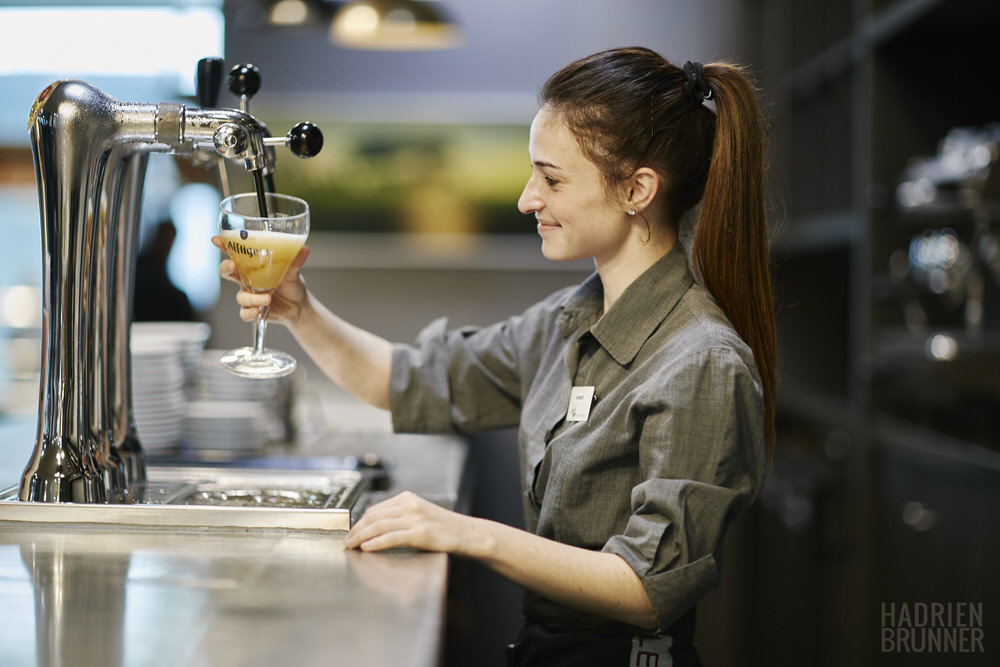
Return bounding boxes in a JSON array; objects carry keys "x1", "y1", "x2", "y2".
[
  {"x1": 235, "y1": 290, "x2": 270, "y2": 322},
  {"x1": 216, "y1": 234, "x2": 240, "y2": 286},
  {"x1": 218, "y1": 260, "x2": 266, "y2": 322},
  {"x1": 218, "y1": 258, "x2": 240, "y2": 284},
  {"x1": 345, "y1": 492, "x2": 445, "y2": 552},
  {"x1": 235, "y1": 290, "x2": 270, "y2": 309},
  {"x1": 344, "y1": 492, "x2": 472, "y2": 554},
  {"x1": 279, "y1": 245, "x2": 311, "y2": 288},
  {"x1": 214, "y1": 238, "x2": 309, "y2": 326},
  {"x1": 345, "y1": 517, "x2": 416, "y2": 552},
  {"x1": 290, "y1": 244, "x2": 311, "y2": 273},
  {"x1": 240, "y1": 306, "x2": 261, "y2": 323}
]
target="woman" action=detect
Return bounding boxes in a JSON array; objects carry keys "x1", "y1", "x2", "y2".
[{"x1": 217, "y1": 47, "x2": 776, "y2": 666}]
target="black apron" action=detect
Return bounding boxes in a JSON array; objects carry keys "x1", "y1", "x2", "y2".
[{"x1": 507, "y1": 593, "x2": 703, "y2": 667}]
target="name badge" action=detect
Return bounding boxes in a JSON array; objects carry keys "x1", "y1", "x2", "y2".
[{"x1": 566, "y1": 386, "x2": 595, "y2": 422}]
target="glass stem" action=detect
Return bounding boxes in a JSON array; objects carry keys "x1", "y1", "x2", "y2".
[{"x1": 253, "y1": 306, "x2": 270, "y2": 357}]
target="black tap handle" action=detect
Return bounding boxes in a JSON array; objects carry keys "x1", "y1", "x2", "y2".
[
  {"x1": 227, "y1": 64, "x2": 262, "y2": 100},
  {"x1": 287, "y1": 121, "x2": 324, "y2": 158},
  {"x1": 196, "y1": 57, "x2": 225, "y2": 108}
]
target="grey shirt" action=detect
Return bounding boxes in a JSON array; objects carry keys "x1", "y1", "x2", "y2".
[{"x1": 389, "y1": 245, "x2": 768, "y2": 632}]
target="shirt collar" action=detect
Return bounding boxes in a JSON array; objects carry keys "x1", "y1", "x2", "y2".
[{"x1": 558, "y1": 245, "x2": 695, "y2": 366}]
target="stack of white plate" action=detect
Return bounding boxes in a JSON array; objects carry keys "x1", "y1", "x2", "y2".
[
  {"x1": 131, "y1": 322, "x2": 211, "y2": 395},
  {"x1": 130, "y1": 322, "x2": 211, "y2": 450},
  {"x1": 184, "y1": 400, "x2": 270, "y2": 452},
  {"x1": 185, "y1": 349, "x2": 294, "y2": 451},
  {"x1": 130, "y1": 338, "x2": 186, "y2": 450}
]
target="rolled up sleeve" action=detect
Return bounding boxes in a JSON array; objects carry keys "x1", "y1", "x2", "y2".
[
  {"x1": 602, "y1": 346, "x2": 767, "y2": 631},
  {"x1": 389, "y1": 314, "x2": 532, "y2": 435}
]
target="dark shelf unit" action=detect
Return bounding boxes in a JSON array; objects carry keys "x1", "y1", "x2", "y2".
[{"x1": 705, "y1": 1, "x2": 1000, "y2": 665}]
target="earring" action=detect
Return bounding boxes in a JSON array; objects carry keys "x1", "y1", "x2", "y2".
[{"x1": 628, "y1": 208, "x2": 637, "y2": 216}]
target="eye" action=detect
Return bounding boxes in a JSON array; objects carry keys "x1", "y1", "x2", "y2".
[{"x1": 543, "y1": 175, "x2": 559, "y2": 187}]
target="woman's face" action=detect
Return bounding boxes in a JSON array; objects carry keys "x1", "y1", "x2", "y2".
[{"x1": 518, "y1": 106, "x2": 630, "y2": 266}]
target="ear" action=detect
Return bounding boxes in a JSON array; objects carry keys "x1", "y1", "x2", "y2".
[{"x1": 625, "y1": 166, "x2": 661, "y2": 214}]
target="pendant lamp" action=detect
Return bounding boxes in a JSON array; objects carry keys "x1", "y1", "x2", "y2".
[
  {"x1": 266, "y1": 0, "x2": 317, "y2": 26},
  {"x1": 330, "y1": 0, "x2": 461, "y2": 50}
]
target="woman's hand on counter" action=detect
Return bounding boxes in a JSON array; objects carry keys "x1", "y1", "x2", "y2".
[
  {"x1": 345, "y1": 491, "x2": 659, "y2": 631},
  {"x1": 345, "y1": 491, "x2": 475, "y2": 554}
]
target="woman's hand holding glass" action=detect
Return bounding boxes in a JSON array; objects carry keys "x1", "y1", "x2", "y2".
[
  {"x1": 214, "y1": 192, "x2": 310, "y2": 378},
  {"x1": 215, "y1": 238, "x2": 310, "y2": 328}
]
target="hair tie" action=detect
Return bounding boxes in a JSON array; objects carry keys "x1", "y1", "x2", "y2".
[{"x1": 682, "y1": 61, "x2": 712, "y2": 103}]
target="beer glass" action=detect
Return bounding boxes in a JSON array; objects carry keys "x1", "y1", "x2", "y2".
[{"x1": 218, "y1": 192, "x2": 309, "y2": 378}]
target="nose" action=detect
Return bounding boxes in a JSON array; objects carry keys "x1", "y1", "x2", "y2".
[{"x1": 518, "y1": 177, "x2": 541, "y2": 215}]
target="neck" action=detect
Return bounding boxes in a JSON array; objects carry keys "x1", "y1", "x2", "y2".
[{"x1": 596, "y1": 227, "x2": 676, "y2": 312}]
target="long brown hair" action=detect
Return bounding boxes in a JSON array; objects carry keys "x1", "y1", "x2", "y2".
[{"x1": 541, "y1": 47, "x2": 777, "y2": 452}]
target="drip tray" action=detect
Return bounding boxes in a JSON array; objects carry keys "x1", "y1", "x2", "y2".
[{"x1": 0, "y1": 466, "x2": 364, "y2": 532}]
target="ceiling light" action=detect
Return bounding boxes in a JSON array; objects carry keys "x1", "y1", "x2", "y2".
[
  {"x1": 268, "y1": 0, "x2": 312, "y2": 26},
  {"x1": 330, "y1": 0, "x2": 461, "y2": 51}
]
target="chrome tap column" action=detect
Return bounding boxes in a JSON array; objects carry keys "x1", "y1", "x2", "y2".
[{"x1": 19, "y1": 66, "x2": 322, "y2": 503}]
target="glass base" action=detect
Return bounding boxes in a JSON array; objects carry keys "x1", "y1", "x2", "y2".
[{"x1": 219, "y1": 346, "x2": 297, "y2": 379}]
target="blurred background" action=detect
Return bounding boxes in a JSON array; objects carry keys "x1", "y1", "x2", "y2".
[{"x1": 0, "y1": 1, "x2": 998, "y2": 666}]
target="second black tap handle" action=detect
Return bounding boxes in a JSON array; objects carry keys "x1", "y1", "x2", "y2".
[
  {"x1": 196, "y1": 57, "x2": 225, "y2": 109},
  {"x1": 227, "y1": 64, "x2": 262, "y2": 102}
]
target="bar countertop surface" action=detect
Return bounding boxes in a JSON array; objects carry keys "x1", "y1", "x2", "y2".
[{"x1": 0, "y1": 394, "x2": 468, "y2": 667}]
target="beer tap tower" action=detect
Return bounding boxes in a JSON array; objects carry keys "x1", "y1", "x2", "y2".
[{"x1": 19, "y1": 59, "x2": 323, "y2": 503}]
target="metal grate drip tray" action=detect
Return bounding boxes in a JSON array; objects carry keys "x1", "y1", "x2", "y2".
[{"x1": 0, "y1": 465, "x2": 364, "y2": 532}]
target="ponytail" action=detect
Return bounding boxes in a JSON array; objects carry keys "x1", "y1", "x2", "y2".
[{"x1": 694, "y1": 63, "x2": 777, "y2": 453}]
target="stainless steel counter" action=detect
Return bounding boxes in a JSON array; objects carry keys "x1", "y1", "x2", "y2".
[{"x1": 0, "y1": 414, "x2": 468, "y2": 667}]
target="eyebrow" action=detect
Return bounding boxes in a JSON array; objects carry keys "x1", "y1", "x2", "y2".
[{"x1": 533, "y1": 159, "x2": 564, "y2": 171}]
